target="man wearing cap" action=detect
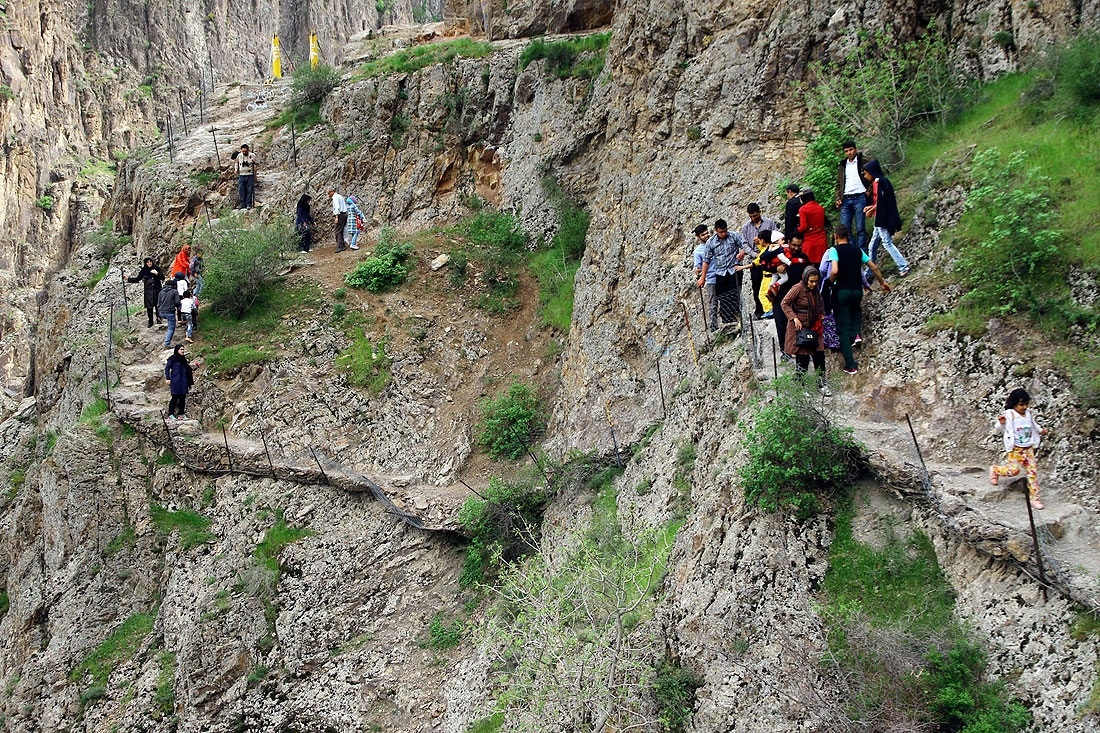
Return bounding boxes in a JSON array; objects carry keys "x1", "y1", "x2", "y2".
[{"x1": 834, "y1": 140, "x2": 871, "y2": 252}]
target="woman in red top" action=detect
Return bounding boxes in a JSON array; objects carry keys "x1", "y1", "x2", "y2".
[
  {"x1": 170, "y1": 244, "x2": 192, "y2": 279},
  {"x1": 797, "y1": 189, "x2": 828, "y2": 266}
]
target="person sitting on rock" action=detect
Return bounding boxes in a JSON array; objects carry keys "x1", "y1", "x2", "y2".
[{"x1": 127, "y1": 257, "x2": 164, "y2": 328}]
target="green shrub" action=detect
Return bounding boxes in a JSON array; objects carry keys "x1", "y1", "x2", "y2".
[
  {"x1": 457, "y1": 476, "x2": 552, "y2": 587},
  {"x1": 151, "y1": 505, "x2": 216, "y2": 550},
  {"x1": 290, "y1": 63, "x2": 340, "y2": 109},
  {"x1": 801, "y1": 119, "x2": 851, "y2": 219},
  {"x1": 424, "y1": 612, "x2": 464, "y2": 650},
  {"x1": 476, "y1": 383, "x2": 546, "y2": 460},
  {"x1": 254, "y1": 509, "x2": 314, "y2": 578},
  {"x1": 70, "y1": 612, "x2": 156, "y2": 688},
  {"x1": 335, "y1": 330, "x2": 392, "y2": 394},
  {"x1": 530, "y1": 178, "x2": 589, "y2": 330},
  {"x1": 0, "y1": 85, "x2": 13, "y2": 101},
  {"x1": 344, "y1": 227, "x2": 413, "y2": 292},
  {"x1": 520, "y1": 33, "x2": 611, "y2": 80},
  {"x1": 1054, "y1": 31, "x2": 1100, "y2": 109},
  {"x1": 955, "y1": 148, "x2": 1061, "y2": 320},
  {"x1": 85, "y1": 263, "x2": 110, "y2": 289},
  {"x1": 0, "y1": 590, "x2": 8, "y2": 616},
  {"x1": 459, "y1": 210, "x2": 526, "y2": 252},
  {"x1": 1054, "y1": 349, "x2": 1100, "y2": 409},
  {"x1": 197, "y1": 280, "x2": 321, "y2": 369},
  {"x1": 739, "y1": 381, "x2": 857, "y2": 519},
  {"x1": 926, "y1": 641, "x2": 1029, "y2": 732},
  {"x1": 103, "y1": 525, "x2": 137, "y2": 557},
  {"x1": 154, "y1": 651, "x2": 176, "y2": 718},
  {"x1": 36, "y1": 195, "x2": 55, "y2": 212},
  {"x1": 653, "y1": 660, "x2": 703, "y2": 733},
  {"x1": 205, "y1": 344, "x2": 272, "y2": 374},
  {"x1": 200, "y1": 217, "x2": 296, "y2": 318}
]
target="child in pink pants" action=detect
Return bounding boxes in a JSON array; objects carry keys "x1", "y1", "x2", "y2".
[{"x1": 990, "y1": 388, "x2": 1049, "y2": 510}]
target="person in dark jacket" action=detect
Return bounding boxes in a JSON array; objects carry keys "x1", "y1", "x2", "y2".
[
  {"x1": 772, "y1": 233, "x2": 811, "y2": 362},
  {"x1": 834, "y1": 140, "x2": 871, "y2": 251},
  {"x1": 164, "y1": 344, "x2": 195, "y2": 419},
  {"x1": 826, "y1": 225, "x2": 891, "y2": 375},
  {"x1": 295, "y1": 194, "x2": 315, "y2": 252},
  {"x1": 782, "y1": 183, "x2": 802, "y2": 242},
  {"x1": 127, "y1": 258, "x2": 164, "y2": 327},
  {"x1": 862, "y1": 159, "x2": 910, "y2": 276},
  {"x1": 157, "y1": 283, "x2": 182, "y2": 348},
  {"x1": 781, "y1": 266, "x2": 829, "y2": 394}
]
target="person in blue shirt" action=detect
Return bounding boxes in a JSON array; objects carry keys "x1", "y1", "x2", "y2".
[{"x1": 692, "y1": 224, "x2": 718, "y2": 332}]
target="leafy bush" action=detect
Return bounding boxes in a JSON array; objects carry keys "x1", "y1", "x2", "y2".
[
  {"x1": 457, "y1": 476, "x2": 551, "y2": 587},
  {"x1": 476, "y1": 383, "x2": 546, "y2": 460},
  {"x1": 459, "y1": 210, "x2": 526, "y2": 252},
  {"x1": 738, "y1": 381, "x2": 857, "y2": 519},
  {"x1": 955, "y1": 148, "x2": 1060, "y2": 319},
  {"x1": 290, "y1": 63, "x2": 340, "y2": 109},
  {"x1": 344, "y1": 227, "x2": 413, "y2": 292},
  {"x1": 154, "y1": 651, "x2": 177, "y2": 718},
  {"x1": 200, "y1": 218, "x2": 296, "y2": 318},
  {"x1": 531, "y1": 178, "x2": 590, "y2": 330},
  {"x1": 520, "y1": 33, "x2": 611, "y2": 80},
  {"x1": 425, "y1": 612, "x2": 465, "y2": 650},
  {"x1": 36, "y1": 195, "x2": 55, "y2": 211},
  {"x1": 653, "y1": 660, "x2": 703, "y2": 733},
  {"x1": 801, "y1": 119, "x2": 851, "y2": 218},
  {"x1": 254, "y1": 509, "x2": 314, "y2": 578},
  {"x1": 805, "y1": 27, "x2": 966, "y2": 164},
  {"x1": 1053, "y1": 31, "x2": 1100, "y2": 110},
  {"x1": 335, "y1": 330, "x2": 392, "y2": 394}
]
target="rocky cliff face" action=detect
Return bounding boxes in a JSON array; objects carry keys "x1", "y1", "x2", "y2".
[{"x1": 3, "y1": 0, "x2": 1100, "y2": 731}]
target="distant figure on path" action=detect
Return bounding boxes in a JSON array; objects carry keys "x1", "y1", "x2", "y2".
[
  {"x1": 127, "y1": 257, "x2": 164, "y2": 328},
  {"x1": 835, "y1": 140, "x2": 870, "y2": 251},
  {"x1": 164, "y1": 344, "x2": 195, "y2": 420},
  {"x1": 157, "y1": 281, "x2": 181, "y2": 348},
  {"x1": 991, "y1": 387, "x2": 1049, "y2": 510},
  {"x1": 296, "y1": 194, "x2": 315, "y2": 252},
  {"x1": 346, "y1": 195, "x2": 364, "y2": 250},
  {"x1": 329, "y1": 188, "x2": 348, "y2": 252},
  {"x1": 862, "y1": 159, "x2": 910, "y2": 277},
  {"x1": 189, "y1": 247, "x2": 205, "y2": 297},
  {"x1": 234, "y1": 144, "x2": 257, "y2": 209}
]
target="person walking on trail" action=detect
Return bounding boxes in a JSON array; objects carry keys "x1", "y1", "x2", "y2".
[
  {"x1": 329, "y1": 188, "x2": 349, "y2": 252},
  {"x1": 782, "y1": 183, "x2": 802, "y2": 242},
  {"x1": 771, "y1": 232, "x2": 811, "y2": 361},
  {"x1": 295, "y1": 194, "x2": 315, "y2": 253},
  {"x1": 346, "y1": 195, "x2": 365, "y2": 250},
  {"x1": 741, "y1": 203, "x2": 778, "y2": 319},
  {"x1": 180, "y1": 289, "x2": 197, "y2": 343},
  {"x1": 861, "y1": 159, "x2": 910, "y2": 277},
  {"x1": 692, "y1": 224, "x2": 718, "y2": 332},
  {"x1": 797, "y1": 188, "x2": 829, "y2": 267},
  {"x1": 164, "y1": 344, "x2": 195, "y2": 420},
  {"x1": 189, "y1": 247, "x2": 205, "y2": 297},
  {"x1": 127, "y1": 257, "x2": 164, "y2": 328},
  {"x1": 170, "y1": 244, "x2": 191, "y2": 279},
  {"x1": 991, "y1": 388, "x2": 1049, "y2": 510},
  {"x1": 835, "y1": 140, "x2": 870, "y2": 252},
  {"x1": 234, "y1": 144, "x2": 257, "y2": 209},
  {"x1": 825, "y1": 224, "x2": 891, "y2": 375},
  {"x1": 157, "y1": 281, "x2": 182, "y2": 349},
  {"x1": 698, "y1": 219, "x2": 748, "y2": 330},
  {"x1": 781, "y1": 266, "x2": 829, "y2": 395}
]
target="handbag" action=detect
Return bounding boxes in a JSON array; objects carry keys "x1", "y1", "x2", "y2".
[
  {"x1": 355, "y1": 213, "x2": 365, "y2": 231},
  {"x1": 795, "y1": 328, "x2": 817, "y2": 348}
]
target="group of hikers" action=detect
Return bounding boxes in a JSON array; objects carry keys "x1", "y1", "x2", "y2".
[
  {"x1": 126, "y1": 242, "x2": 203, "y2": 419},
  {"x1": 692, "y1": 141, "x2": 904, "y2": 393},
  {"x1": 293, "y1": 188, "x2": 368, "y2": 253}
]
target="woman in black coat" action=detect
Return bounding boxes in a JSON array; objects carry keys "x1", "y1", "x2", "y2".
[
  {"x1": 295, "y1": 194, "x2": 315, "y2": 253},
  {"x1": 127, "y1": 257, "x2": 164, "y2": 327},
  {"x1": 164, "y1": 344, "x2": 195, "y2": 419}
]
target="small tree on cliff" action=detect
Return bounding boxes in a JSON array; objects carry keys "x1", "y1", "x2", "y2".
[{"x1": 200, "y1": 216, "x2": 295, "y2": 318}]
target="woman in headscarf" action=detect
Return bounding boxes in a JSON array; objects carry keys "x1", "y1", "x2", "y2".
[
  {"x1": 781, "y1": 266, "x2": 829, "y2": 395},
  {"x1": 346, "y1": 195, "x2": 364, "y2": 250},
  {"x1": 164, "y1": 344, "x2": 195, "y2": 419},
  {"x1": 170, "y1": 244, "x2": 192, "y2": 279},
  {"x1": 127, "y1": 257, "x2": 164, "y2": 328},
  {"x1": 295, "y1": 194, "x2": 314, "y2": 253},
  {"x1": 797, "y1": 189, "x2": 829, "y2": 267}
]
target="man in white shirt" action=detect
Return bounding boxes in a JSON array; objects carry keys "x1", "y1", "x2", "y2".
[
  {"x1": 329, "y1": 188, "x2": 348, "y2": 252},
  {"x1": 834, "y1": 140, "x2": 870, "y2": 252}
]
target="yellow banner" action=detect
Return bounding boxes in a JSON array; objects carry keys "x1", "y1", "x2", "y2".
[
  {"x1": 310, "y1": 32, "x2": 320, "y2": 69},
  {"x1": 271, "y1": 34, "x2": 283, "y2": 78}
]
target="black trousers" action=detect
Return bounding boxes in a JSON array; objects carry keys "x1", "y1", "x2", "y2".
[
  {"x1": 168, "y1": 394, "x2": 187, "y2": 416},
  {"x1": 774, "y1": 304, "x2": 789, "y2": 355},
  {"x1": 750, "y1": 265, "x2": 765, "y2": 315},
  {"x1": 795, "y1": 351, "x2": 827, "y2": 386},
  {"x1": 335, "y1": 213, "x2": 348, "y2": 249},
  {"x1": 715, "y1": 273, "x2": 741, "y2": 324}
]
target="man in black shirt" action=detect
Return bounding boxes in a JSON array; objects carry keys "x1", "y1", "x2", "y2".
[
  {"x1": 782, "y1": 183, "x2": 802, "y2": 242},
  {"x1": 828, "y1": 225, "x2": 891, "y2": 375}
]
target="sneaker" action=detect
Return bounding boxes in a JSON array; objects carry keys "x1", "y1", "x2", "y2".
[
  {"x1": 350, "y1": 245, "x2": 360, "y2": 250},
  {"x1": 177, "y1": 414, "x2": 187, "y2": 421},
  {"x1": 1030, "y1": 499, "x2": 1044, "y2": 510},
  {"x1": 168, "y1": 414, "x2": 176, "y2": 421},
  {"x1": 898, "y1": 268, "x2": 910, "y2": 278},
  {"x1": 761, "y1": 310, "x2": 774, "y2": 320},
  {"x1": 820, "y1": 385, "x2": 832, "y2": 397},
  {"x1": 989, "y1": 467, "x2": 999, "y2": 486},
  {"x1": 336, "y1": 247, "x2": 346, "y2": 252},
  {"x1": 843, "y1": 367, "x2": 858, "y2": 375},
  {"x1": 853, "y1": 334, "x2": 863, "y2": 346}
]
